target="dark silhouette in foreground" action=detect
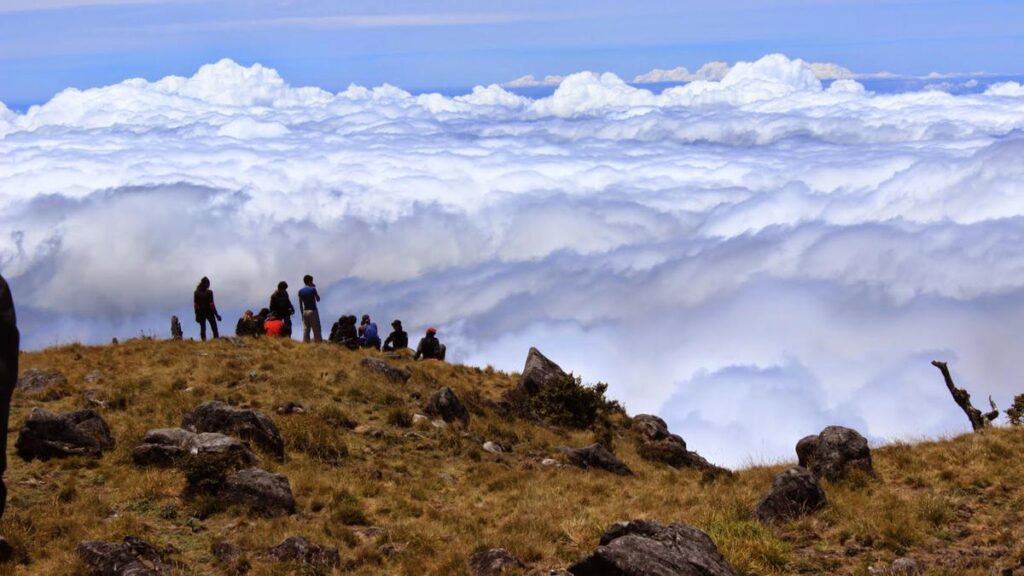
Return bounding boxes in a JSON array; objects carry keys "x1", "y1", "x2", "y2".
[
  {"x1": 414, "y1": 327, "x2": 446, "y2": 361},
  {"x1": 0, "y1": 274, "x2": 18, "y2": 559},
  {"x1": 193, "y1": 277, "x2": 222, "y2": 341},
  {"x1": 383, "y1": 320, "x2": 408, "y2": 351}
]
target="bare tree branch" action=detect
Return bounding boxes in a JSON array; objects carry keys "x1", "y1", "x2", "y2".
[{"x1": 931, "y1": 360, "x2": 998, "y2": 431}]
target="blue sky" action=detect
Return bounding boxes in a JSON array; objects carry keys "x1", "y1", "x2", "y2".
[{"x1": 1, "y1": 0, "x2": 1023, "y2": 106}]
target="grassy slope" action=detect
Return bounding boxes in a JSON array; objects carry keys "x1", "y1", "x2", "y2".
[{"x1": 1, "y1": 338, "x2": 1023, "y2": 575}]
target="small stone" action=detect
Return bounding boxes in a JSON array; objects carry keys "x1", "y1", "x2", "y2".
[
  {"x1": 412, "y1": 414, "x2": 430, "y2": 427},
  {"x1": 16, "y1": 368, "x2": 69, "y2": 400},
  {"x1": 469, "y1": 548, "x2": 526, "y2": 576},
  {"x1": 424, "y1": 386, "x2": 470, "y2": 425},
  {"x1": 77, "y1": 536, "x2": 170, "y2": 575},
  {"x1": 754, "y1": 466, "x2": 827, "y2": 523},
  {"x1": 561, "y1": 443, "x2": 633, "y2": 476},
  {"x1": 217, "y1": 468, "x2": 296, "y2": 518},
  {"x1": 264, "y1": 536, "x2": 340, "y2": 569},
  {"x1": 891, "y1": 557, "x2": 920, "y2": 574},
  {"x1": 361, "y1": 358, "x2": 412, "y2": 384},
  {"x1": 431, "y1": 419, "x2": 449, "y2": 429},
  {"x1": 482, "y1": 441, "x2": 504, "y2": 454},
  {"x1": 541, "y1": 458, "x2": 559, "y2": 467},
  {"x1": 275, "y1": 402, "x2": 305, "y2": 415}
]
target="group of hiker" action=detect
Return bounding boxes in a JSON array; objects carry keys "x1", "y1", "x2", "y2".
[{"x1": 193, "y1": 275, "x2": 446, "y2": 361}]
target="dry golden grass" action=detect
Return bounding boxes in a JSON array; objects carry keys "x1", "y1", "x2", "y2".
[{"x1": 2, "y1": 337, "x2": 1024, "y2": 575}]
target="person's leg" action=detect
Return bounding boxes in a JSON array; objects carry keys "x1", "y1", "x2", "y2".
[
  {"x1": 210, "y1": 315, "x2": 219, "y2": 339},
  {"x1": 302, "y1": 311, "x2": 312, "y2": 343},
  {"x1": 0, "y1": 378, "x2": 13, "y2": 520},
  {"x1": 312, "y1": 311, "x2": 322, "y2": 343},
  {"x1": 198, "y1": 317, "x2": 207, "y2": 341},
  {"x1": 439, "y1": 344, "x2": 447, "y2": 361}
]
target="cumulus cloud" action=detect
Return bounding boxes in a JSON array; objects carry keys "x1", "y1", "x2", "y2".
[
  {"x1": 502, "y1": 74, "x2": 566, "y2": 88},
  {"x1": 4, "y1": 54, "x2": 1024, "y2": 466}
]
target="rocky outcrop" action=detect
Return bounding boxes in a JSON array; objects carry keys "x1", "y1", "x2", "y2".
[
  {"x1": 182, "y1": 401, "x2": 284, "y2": 460},
  {"x1": 217, "y1": 467, "x2": 296, "y2": 518},
  {"x1": 561, "y1": 443, "x2": 633, "y2": 476},
  {"x1": 16, "y1": 368, "x2": 69, "y2": 399},
  {"x1": 518, "y1": 347, "x2": 567, "y2": 395},
  {"x1": 754, "y1": 466, "x2": 827, "y2": 524},
  {"x1": 264, "y1": 536, "x2": 340, "y2": 569},
  {"x1": 567, "y1": 520, "x2": 737, "y2": 576},
  {"x1": 424, "y1": 386, "x2": 469, "y2": 425},
  {"x1": 469, "y1": 548, "x2": 526, "y2": 575},
  {"x1": 797, "y1": 426, "x2": 874, "y2": 482},
  {"x1": 633, "y1": 414, "x2": 724, "y2": 472},
  {"x1": 16, "y1": 408, "x2": 115, "y2": 461},
  {"x1": 361, "y1": 357, "x2": 411, "y2": 384},
  {"x1": 77, "y1": 536, "x2": 171, "y2": 575},
  {"x1": 132, "y1": 428, "x2": 258, "y2": 468}
]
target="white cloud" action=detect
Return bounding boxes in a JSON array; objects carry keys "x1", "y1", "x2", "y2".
[
  {"x1": 4, "y1": 54, "x2": 1024, "y2": 467},
  {"x1": 502, "y1": 74, "x2": 566, "y2": 88},
  {"x1": 0, "y1": 0, "x2": 173, "y2": 13}
]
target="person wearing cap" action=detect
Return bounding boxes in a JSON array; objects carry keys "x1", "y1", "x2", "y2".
[
  {"x1": 298, "y1": 275, "x2": 322, "y2": 343},
  {"x1": 193, "y1": 276, "x2": 222, "y2": 341},
  {"x1": 383, "y1": 320, "x2": 408, "y2": 352},
  {"x1": 0, "y1": 274, "x2": 19, "y2": 558},
  {"x1": 414, "y1": 327, "x2": 446, "y2": 361},
  {"x1": 359, "y1": 314, "x2": 381, "y2": 350},
  {"x1": 269, "y1": 281, "x2": 295, "y2": 338}
]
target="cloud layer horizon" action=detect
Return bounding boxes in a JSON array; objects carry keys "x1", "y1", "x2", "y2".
[{"x1": 4, "y1": 54, "x2": 1024, "y2": 467}]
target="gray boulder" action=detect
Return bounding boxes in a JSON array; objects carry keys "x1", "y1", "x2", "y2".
[
  {"x1": 633, "y1": 415, "x2": 725, "y2": 472},
  {"x1": 77, "y1": 536, "x2": 169, "y2": 575},
  {"x1": 16, "y1": 368, "x2": 68, "y2": 399},
  {"x1": 519, "y1": 347, "x2": 567, "y2": 395},
  {"x1": 469, "y1": 548, "x2": 526, "y2": 576},
  {"x1": 568, "y1": 520, "x2": 737, "y2": 576},
  {"x1": 425, "y1": 386, "x2": 470, "y2": 425},
  {"x1": 264, "y1": 536, "x2": 340, "y2": 569},
  {"x1": 132, "y1": 428, "x2": 258, "y2": 468},
  {"x1": 797, "y1": 426, "x2": 874, "y2": 482},
  {"x1": 217, "y1": 467, "x2": 296, "y2": 518},
  {"x1": 754, "y1": 466, "x2": 827, "y2": 524},
  {"x1": 182, "y1": 401, "x2": 284, "y2": 460},
  {"x1": 361, "y1": 357, "x2": 411, "y2": 384},
  {"x1": 561, "y1": 443, "x2": 633, "y2": 476},
  {"x1": 16, "y1": 408, "x2": 115, "y2": 461}
]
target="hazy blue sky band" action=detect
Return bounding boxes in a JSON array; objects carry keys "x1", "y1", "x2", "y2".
[{"x1": 2, "y1": 0, "x2": 1023, "y2": 104}]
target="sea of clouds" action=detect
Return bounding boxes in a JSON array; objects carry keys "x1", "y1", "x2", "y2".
[{"x1": 3, "y1": 54, "x2": 1024, "y2": 466}]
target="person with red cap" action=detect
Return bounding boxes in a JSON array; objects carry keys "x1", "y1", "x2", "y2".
[{"x1": 413, "y1": 326, "x2": 446, "y2": 361}]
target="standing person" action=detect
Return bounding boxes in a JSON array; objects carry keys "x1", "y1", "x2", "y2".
[
  {"x1": 383, "y1": 320, "x2": 408, "y2": 351},
  {"x1": 269, "y1": 281, "x2": 295, "y2": 338},
  {"x1": 193, "y1": 277, "x2": 222, "y2": 341},
  {"x1": 413, "y1": 327, "x2": 446, "y2": 361},
  {"x1": 298, "y1": 275, "x2": 322, "y2": 343},
  {"x1": 0, "y1": 274, "x2": 20, "y2": 555}
]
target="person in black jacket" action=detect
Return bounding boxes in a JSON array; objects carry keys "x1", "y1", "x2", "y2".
[
  {"x1": 269, "y1": 281, "x2": 295, "y2": 338},
  {"x1": 0, "y1": 274, "x2": 19, "y2": 536},
  {"x1": 383, "y1": 320, "x2": 408, "y2": 352},
  {"x1": 413, "y1": 327, "x2": 446, "y2": 361},
  {"x1": 193, "y1": 277, "x2": 222, "y2": 341}
]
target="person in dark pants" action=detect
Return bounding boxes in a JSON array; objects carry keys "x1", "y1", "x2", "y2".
[
  {"x1": 383, "y1": 320, "x2": 408, "y2": 351},
  {"x1": 269, "y1": 281, "x2": 295, "y2": 338},
  {"x1": 298, "y1": 275, "x2": 322, "y2": 343},
  {"x1": 193, "y1": 277, "x2": 222, "y2": 341},
  {"x1": 413, "y1": 327, "x2": 446, "y2": 361},
  {"x1": 0, "y1": 274, "x2": 20, "y2": 556}
]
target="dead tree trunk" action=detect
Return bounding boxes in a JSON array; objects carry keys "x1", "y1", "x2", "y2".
[{"x1": 931, "y1": 360, "x2": 998, "y2": 431}]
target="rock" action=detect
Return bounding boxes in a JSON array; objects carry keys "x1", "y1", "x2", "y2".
[
  {"x1": 275, "y1": 402, "x2": 305, "y2": 415},
  {"x1": 182, "y1": 401, "x2": 284, "y2": 460},
  {"x1": 561, "y1": 443, "x2": 633, "y2": 476},
  {"x1": 518, "y1": 347, "x2": 567, "y2": 396},
  {"x1": 633, "y1": 414, "x2": 725, "y2": 472},
  {"x1": 541, "y1": 458, "x2": 559, "y2": 467},
  {"x1": 753, "y1": 466, "x2": 827, "y2": 524},
  {"x1": 84, "y1": 370, "x2": 105, "y2": 384},
  {"x1": 77, "y1": 536, "x2": 169, "y2": 575},
  {"x1": 567, "y1": 520, "x2": 737, "y2": 576},
  {"x1": 264, "y1": 536, "x2": 340, "y2": 569},
  {"x1": 361, "y1": 358, "x2": 411, "y2": 384},
  {"x1": 431, "y1": 419, "x2": 449, "y2": 429},
  {"x1": 797, "y1": 426, "x2": 874, "y2": 482},
  {"x1": 354, "y1": 425, "x2": 383, "y2": 438},
  {"x1": 412, "y1": 414, "x2": 430, "y2": 427},
  {"x1": 891, "y1": 557, "x2": 920, "y2": 574},
  {"x1": 424, "y1": 387, "x2": 470, "y2": 425},
  {"x1": 132, "y1": 428, "x2": 258, "y2": 468},
  {"x1": 217, "y1": 467, "x2": 296, "y2": 518},
  {"x1": 469, "y1": 548, "x2": 526, "y2": 576},
  {"x1": 482, "y1": 441, "x2": 503, "y2": 454},
  {"x1": 16, "y1": 408, "x2": 115, "y2": 461},
  {"x1": 16, "y1": 368, "x2": 69, "y2": 399},
  {"x1": 171, "y1": 316, "x2": 183, "y2": 340}
]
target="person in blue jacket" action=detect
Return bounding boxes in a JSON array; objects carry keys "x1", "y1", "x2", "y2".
[{"x1": 359, "y1": 314, "x2": 381, "y2": 350}]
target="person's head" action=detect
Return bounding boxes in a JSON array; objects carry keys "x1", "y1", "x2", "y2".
[
  {"x1": 243, "y1": 310, "x2": 253, "y2": 320},
  {"x1": 361, "y1": 314, "x2": 370, "y2": 325},
  {"x1": 426, "y1": 327, "x2": 437, "y2": 337},
  {"x1": 198, "y1": 276, "x2": 210, "y2": 290},
  {"x1": 392, "y1": 319, "x2": 402, "y2": 330},
  {"x1": 303, "y1": 274, "x2": 314, "y2": 287},
  {"x1": 277, "y1": 281, "x2": 288, "y2": 291},
  {"x1": 258, "y1": 308, "x2": 270, "y2": 318}
]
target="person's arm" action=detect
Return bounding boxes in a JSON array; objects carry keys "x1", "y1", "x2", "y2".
[
  {"x1": 413, "y1": 338, "x2": 423, "y2": 360},
  {"x1": 298, "y1": 293, "x2": 305, "y2": 314},
  {"x1": 210, "y1": 291, "x2": 222, "y2": 321},
  {"x1": 314, "y1": 288, "x2": 320, "y2": 303},
  {"x1": 0, "y1": 276, "x2": 19, "y2": 384}
]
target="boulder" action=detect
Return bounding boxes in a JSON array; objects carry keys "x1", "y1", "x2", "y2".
[
  {"x1": 891, "y1": 557, "x2": 920, "y2": 574},
  {"x1": 16, "y1": 408, "x2": 115, "y2": 461},
  {"x1": 469, "y1": 548, "x2": 526, "y2": 576},
  {"x1": 182, "y1": 401, "x2": 284, "y2": 460},
  {"x1": 132, "y1": 428, "x2": 258, "y2": 468},
  {"x1": 217, "y1": 467, "x2": 296, "y2": 518},
  {"x1": 797, "y1": 426, "x2": 874, "y2": 482},
  {"x1": 264, "y1": 536, "x2": 340, "y2": 569},
  {"x1": 753, "y1": 466, "x2": 827, "y2": 524},
  {"x1": 518, "y1": 347, "x2": 567, "y2": 395},
  {"x1": 16, "y1": 368, "x2": 69, "y2": 399},
  {"x1": 361, "y1": 358, "x2": 411, "y2": 384},
  {"x1": 567, "y1": 520, "x2": 737, "y2": 576},
  {"x1": 633, "y1": 414, "x2": 724, "y2": 472},
  {"x1": 561, "y1": 443, "x2": 633, "y2": 476},
  {"x1": 77, "y1": 536, "x2": 170, "y2": 575},
  {"x1": 424, "y1": 386, "x2": 470, "y2": 425},
  {"x1": 275, "y1": 402, "x2": 305, "y2": 415}
]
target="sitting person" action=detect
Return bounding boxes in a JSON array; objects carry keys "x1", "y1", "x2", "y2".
[
  {"x1": 359, "y1": 314, "x2": 381, "y2": 350},
  {"x1": 255, "y1": 308, "x2": 270, "y2": 335},
  {"x1": 413, "y1": 327, "x2": 446, "y2": 361},
  {"x1": 264, "y1": 313, "x2": 286, "y2": 338},
  {"x1": 235, "y1": 310, "x2": 260, "y2": 337},
  {"x1": 382, "y1": 320, "x2": 408, "y2": 351},
  {"x1": 329, "y1": 315, "x2": 359, "y2": 350}
]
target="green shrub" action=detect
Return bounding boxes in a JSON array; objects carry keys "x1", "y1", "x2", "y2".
[
  {"x1": 530, "y1": 374, "x2": 621, "y2": 429},
  {"x1": 387, "y1": 407, "x2": 413, "y2": 428},
  {"x1": 1007, "y1": 394, "x2": 1024, "y2": 426}
]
